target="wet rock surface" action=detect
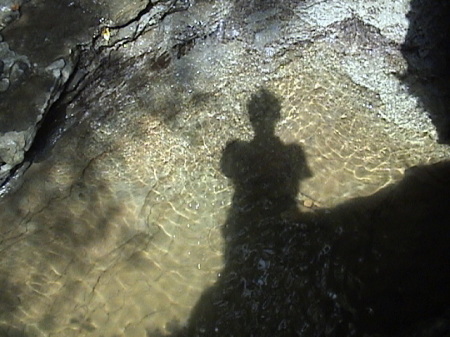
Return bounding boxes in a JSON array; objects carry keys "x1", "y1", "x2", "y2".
[
  {"x1": 0, "y1": 0, "x2": 182, "y2": 191},
  {"x1": 0, "y1": 0, "x2": 449, "y2": 336}
]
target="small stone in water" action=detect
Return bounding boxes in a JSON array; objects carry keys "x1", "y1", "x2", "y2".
[{"x1": 303, "y1": 199, "x2": 314, "y2": 208}]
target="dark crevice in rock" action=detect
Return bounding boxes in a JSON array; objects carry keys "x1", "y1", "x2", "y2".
[
  {"x1": 0, "y1": 158, "x2": 31, "y2": 198},
  {"x1": 93, "y1": 0, "x2": 190, "y2": 52},
  {"x1": 27, "y1": 102, "x2": 74, "y2": 163},
  {"x1": 105, "y1": 0, "x2": 188, "y2": 31}
]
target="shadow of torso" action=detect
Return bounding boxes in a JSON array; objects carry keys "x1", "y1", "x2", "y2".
[
  {"x1": 220, "y1": 135, "x2": 311, "y2": 258},
  {"x1": 178, "y1": 131, "x2": 324, "y2": 337}
]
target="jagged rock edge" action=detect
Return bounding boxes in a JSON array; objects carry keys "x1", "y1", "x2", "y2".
[{"x1": 0, "y1": 0, "x2": 190, "y2": 198}]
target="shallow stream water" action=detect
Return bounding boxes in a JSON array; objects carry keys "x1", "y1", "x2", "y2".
[{"x1": 1, "y1": 5, "x2": 450, "y2": 336}]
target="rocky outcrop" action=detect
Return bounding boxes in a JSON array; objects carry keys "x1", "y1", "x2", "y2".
[
  {"x1": 401, "y1": 0, "x2": 450, "y2": 142},
  {"x1": 1, "y1": 0, "x2": 448, "y2": 196},
  {"x1": 0, "y1": 0, "x2": 186, "y2": 194}
]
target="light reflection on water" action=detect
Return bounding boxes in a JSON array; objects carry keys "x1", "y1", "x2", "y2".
[{"x1": 0, "y1": 38, "x2": 449, "y2": 337}]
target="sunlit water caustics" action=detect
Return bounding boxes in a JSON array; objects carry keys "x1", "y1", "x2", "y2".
[{"x1": 1, "y1": 3, "x2": 450, "y2": 337}]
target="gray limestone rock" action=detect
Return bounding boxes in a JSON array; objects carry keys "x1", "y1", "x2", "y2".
[
  {"x1": 0, "y1": 0, "x2": 180, "y2": 189},
  {"x1": 0, "y1": 40, "x2": 30, "y2": 89},
  {"x1": 0, "y1": 0, "x2": 24, "y2": 29},
  {"x1": 0, "y1": 129, "x2": 33, "y2": 180}
]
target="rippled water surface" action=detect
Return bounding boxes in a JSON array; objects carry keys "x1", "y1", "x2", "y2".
[{"x1": 1, "y1": 25, "x2": 449, "y2": 337}]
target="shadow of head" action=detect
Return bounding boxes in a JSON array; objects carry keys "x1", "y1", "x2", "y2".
[{"x1": 247, "y1": 88, "x2": 281, "y2": 134}]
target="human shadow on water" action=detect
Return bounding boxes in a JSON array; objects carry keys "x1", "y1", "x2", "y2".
[
  {"x1": 170, "y1": 88, "x2": 345, "y2": 337},
  {"x1": 164, "y1": 89, "x2": 450, "y2": 337},
  {"x1": 219, "y1": 88, "x2": 312, "y2": 263}
]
